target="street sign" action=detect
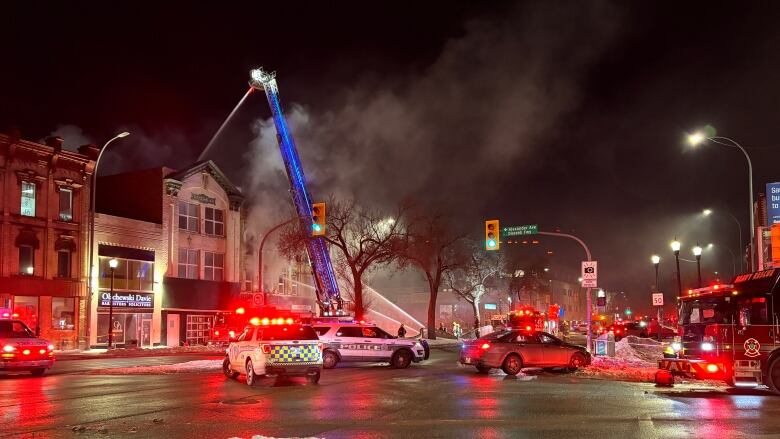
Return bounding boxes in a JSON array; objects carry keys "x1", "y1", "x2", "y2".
[
  {"x1": 252, "y1": 293, "x2": 265, "y2": 307},
  {"x1": 767, "y1": 182, "x2": 780, "y2": 225},
  {"x1": 581, "y1": 261, "x2": 597, "y2": 285},
  {"x1": 501, "y1": 224, "x2": 538, "y2": 237},
  {"x1": 652, "y1": 292, "x2": 664, "y2": 307},
  {"x1": 581, "y1": 279, "x2": 597, "y2": 288}
]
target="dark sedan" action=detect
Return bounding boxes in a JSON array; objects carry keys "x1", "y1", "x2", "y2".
[{"x1": 459, "y1": 330, "x2": 591, "y2": 375}]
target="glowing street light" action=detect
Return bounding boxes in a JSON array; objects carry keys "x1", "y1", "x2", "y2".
[
  {"x1": 651, "y1": 255, "x2": 660, "y2": 291},
  {"x1": 693, "y1": 244, "x2": 703, "y2": 288},
  {"x1": 687, "y1": 128, "x2": 754, "y2": 270},
  {"x1": 671, "y1": 239, "x2": 682, "y2": 298},
  {"x1": 700, "y1": 208, "x2": 743, "y2": 273},
  {"x1": 108, "y1": 258, "x2": 119, "y2": 349},
  {"x1": 702, "y1": 209, "x2": 712, "y2": 216}
]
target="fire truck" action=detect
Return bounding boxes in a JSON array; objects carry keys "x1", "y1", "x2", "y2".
[
  {"x1": 508, "y1": 307, "x2": 545, "y2": 332},
  {"x1": 657, "y1": 268, "x2": 780, "y2": 393}
]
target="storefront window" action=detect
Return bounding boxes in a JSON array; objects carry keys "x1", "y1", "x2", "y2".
[
  {"x1": 21, "y1": 181, "x2": 35, "y2": 217},
  {"x1": 99, "y1": 256, "x2": 128, "y2": 289},
  {"x1": 13, "y1": 296, "x2": 38, "y2": 331},
  {"x1": 52, "y1": 298, "x2": 75, "y2": 329},
  {"x1": 131, "y1": 260, "x2": 154, "y2": 291},
  {"x1": 96, "y1": 312, "x2": 152, "y2": 347}
]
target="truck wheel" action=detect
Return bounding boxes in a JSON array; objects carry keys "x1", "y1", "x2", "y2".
[
  {"x1": 501, "y1": 354, "x2": 523, "y2": 376},
  {"x1": 567, "y1": 352, "x2": 587, "y2": 372},
  {"x1": 391, "y1": 350, "x2": 412, "y2": 369},
  {"x1": 323, "y1": 350, "x2": 339, "y2": 369},
  {"x1": 307, "y1": 371, "x2": 321, "y2": 384},
  {"x1": 30, "y1": 368, "x2": 45, "y2": 377},
  {"x1": 476, "y1": 365, "x2": 491, "y2": 374},
  {"x1": 223, "y1": 356, "x2": 239, "y2": 379},
  {"x1": 768, "y1": 357, "x2": 780, "y2": 394},
  {"x1": 245, "y1": 359, "x2": 260, "y2": 387}
]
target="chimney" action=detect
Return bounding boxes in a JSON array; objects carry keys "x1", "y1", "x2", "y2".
[
  {"x1": 45, "y1": 136, "x2": 64, "y2": 154},
  {"x1": 77, "y1": 144, "x2": 100, "y2": 160}
]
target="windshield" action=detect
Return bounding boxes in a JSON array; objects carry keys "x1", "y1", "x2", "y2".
[
  {"x1": 480, "y1": 330, "x2": 513, "y2": 340},
  {"x1": 679, "y1": 296, "x2": 735, "y2": 325},
  {"x1": 0, "y1": 320, "x2": 36, "y2": 338},
  {"x1": 260, "y1": 325, "x2": 319, "y2": 341}
]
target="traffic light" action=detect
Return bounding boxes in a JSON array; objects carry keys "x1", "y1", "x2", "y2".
[
  {"x1": 311, "y1": 202, "x2": 326, "y2": 236},
  {"x1": 485, "y1": 219, "x2": 499, "y2": 251}
]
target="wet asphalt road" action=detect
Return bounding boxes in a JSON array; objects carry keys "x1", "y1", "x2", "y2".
[{"x1": 3, "y1": 348, "x2": 780, "y2": 439}]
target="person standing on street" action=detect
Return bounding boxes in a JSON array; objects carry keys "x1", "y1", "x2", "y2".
[{"x1": 397, "y1": 324, "x2": 407, "y2": 338}]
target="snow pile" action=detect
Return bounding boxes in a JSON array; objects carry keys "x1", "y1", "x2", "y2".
[
  {"x1": 57, "y1": 344, "x2": 226, "y2": 358},
  {"x1": 423, "y1": 338, "x2": 463, "y2": 347},
  {"x1": 576, "y1": 336, "x2": 664, "y2": 383},
  {"x1": 90, "y1": 359, "x2": 221, "y2": 375},
  {"x1": 614, "y1": 336, "x2": 665, "y2": 363}
]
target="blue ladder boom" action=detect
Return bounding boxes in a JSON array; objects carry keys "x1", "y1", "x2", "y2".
[{"x1": 249, "y1": 68, "x2": 342, "y2": 313}]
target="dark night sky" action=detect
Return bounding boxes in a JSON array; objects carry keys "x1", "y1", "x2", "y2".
[{"x1": 3, "y1": 1, "x2": 780, "y2": 312}]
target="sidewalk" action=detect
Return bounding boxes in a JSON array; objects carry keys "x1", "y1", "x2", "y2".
[{"x1": 55, "y1": 345, "x2": 226, "y2": 360}]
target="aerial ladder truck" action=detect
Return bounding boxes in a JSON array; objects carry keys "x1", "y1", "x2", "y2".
[{"x1": 248, "y1": 68, "x2": 344, "y2": 316}]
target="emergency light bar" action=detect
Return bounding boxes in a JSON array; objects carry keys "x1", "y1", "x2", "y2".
[{"x1": 684, "y1": 284, "x2": 735, "y2": 298}]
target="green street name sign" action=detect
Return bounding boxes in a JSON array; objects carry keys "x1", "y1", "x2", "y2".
[{"x1": 501, "y1": 224, "x2": 538, "y2": 237}]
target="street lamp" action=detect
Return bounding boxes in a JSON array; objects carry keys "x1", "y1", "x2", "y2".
[
  {"x1": 708, "y1": 243, "x2": 737, "y2": 278},
  {"x1": 688, "y1": 131, "x2": 754, "y2": 270},
  {"x1": 651, "y1": 255, "x2": 661, "y2": 341},
  {"x1": 107, "y1": 258, "x2": 118, "y2": 349},
  {"x1": 671, "y1": 239, "x2": 682, "y2": 298},
  {"x1": 651, "y1": 255, "x2": 660, "y2": 290},
  {"x1": 87, "y1": 132, "x2": 129, "y2": 349},
  {"x1": 693, "y1": 244, "x2": 703, "y2": 288},
  {"x1": 701, "y1": 208, "x2": 743, "y2": 272}
]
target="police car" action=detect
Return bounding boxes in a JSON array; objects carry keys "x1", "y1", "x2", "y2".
[
  {"x1": 312, "y1": 321, "x2": 427, "y2": 369},
  {"x1": 1, "y1": 311, "x2": 55, "y2": 376},
  {"x1": 222, "y1": 317, "x2": 323, "y2": 385}
]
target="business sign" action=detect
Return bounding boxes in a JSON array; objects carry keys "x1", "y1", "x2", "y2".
[
  {"x1": 484, "y1": 303, "x2": 498, "y2": 310},
  {"x1": 501, "y1": 224, "x2": 538, "y2": 237},
  {"x1": 767, "y1": 182, "x2": 780, "y2": 225},
  {"x1": 100, "y1": 292, "x2": 153, "y2": 309},
  {"x1": 191, "y1": 193, "x2": 216, "y2": 205},
  {"x1": 652, "y1": 293, "x2": 664, "y2": 307}
]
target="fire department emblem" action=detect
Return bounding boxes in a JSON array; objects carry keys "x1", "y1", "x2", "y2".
[{"x1": 744, "y1": 338, "x2": 761, "y2": 358}]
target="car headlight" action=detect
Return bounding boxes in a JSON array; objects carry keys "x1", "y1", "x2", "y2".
[
  {"x1": 701, "y1": 342, "x2": 714, "y2": 351},
  {"x1": 671, "y1": 342, "x2": 682, "y2": 352}
]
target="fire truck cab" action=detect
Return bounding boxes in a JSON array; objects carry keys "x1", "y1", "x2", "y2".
[
  {"x1": 508, "y1": 307, "x2": 545, "y2": 332},
  {"x1": 657, "y1": 269, "x2": 780, "y2": 392}
]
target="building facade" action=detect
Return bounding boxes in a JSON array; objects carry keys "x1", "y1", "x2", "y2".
[
  {"x1": 92, "y1": 160, "x2": 245, "y2": 347},
  {"x1": 0, "y1": 132, "x2": 96, "y2": 349}
]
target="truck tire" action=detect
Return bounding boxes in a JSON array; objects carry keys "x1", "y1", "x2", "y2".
[
  {"x1": 323, "y1": 350, "x2": 339, "y2": 369},
  {"x1": 768, "y1": 357, "x2": 780, "y2": 394},
  {"x1": 567, "y1": 352, "x2": 587, "y2": 372},
  {"x1": 391, "y1": 349, "x2": 413, "y2": 369},
  {"x1": 420, "y1": 339, "x2": 430, "y2": 360},
  {"x1": 223, "y1": 356, "x2": 239, "y2": 379},
  {"x1": 307, "y1": 371, "x2": 321, "y2": 384},
  {"x1": 245, "y1": 359, "x2": 260, "y2": 387}
]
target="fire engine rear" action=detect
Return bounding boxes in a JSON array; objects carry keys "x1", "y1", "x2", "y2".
[{"x1": 657, "y1": 269, "x2": 780, "y2": 393}]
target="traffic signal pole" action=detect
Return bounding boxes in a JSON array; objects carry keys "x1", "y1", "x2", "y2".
[{"x1": 537, "y1": 231, "x2": 594, "y2": 353}]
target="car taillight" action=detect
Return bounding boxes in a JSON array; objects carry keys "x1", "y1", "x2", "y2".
[
  {"x1": 2, "y1": 345, "x2": 15, "y2": 353},
  {"x1": 480, "y1": 343, "x2": 491, "y2": 350},
  {"x1": 261, "y1": 344, "x2": 272, "y2": 354}
]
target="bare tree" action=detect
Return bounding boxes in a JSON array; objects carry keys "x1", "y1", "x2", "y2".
[
  {"x1": 397, "y1": 212, "x2": 467, "y2": 340},
  {"x1": 445, "y1": 241, "x2": 505, "y2": 338},
  {"x1": 278, "y1": 197, "x2": 406, "y2": 319}
]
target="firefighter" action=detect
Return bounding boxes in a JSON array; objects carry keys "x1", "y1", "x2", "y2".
[{"x1": 397, "y1": 324, "x2": 407, "y2": 338}]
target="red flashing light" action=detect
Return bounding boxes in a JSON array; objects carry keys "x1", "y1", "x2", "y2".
[
  {"x1": 317, "y1": 342, "x2": 323, "y2": 351},
  {"x1": 235, "y1": 307, "x2": 245, "y2": 315},
  {"x1": 2, "y1": 345, "x2": 14, "y2": 353},
  {"x1": 47, "y1": 344, "x2": 54, "y2": 351},
  {"x1": 261, "y1": 318, "x2": 270, "y2": 325},
  {"x1": 12, "y1": 313, "x2": 18, "y2": 318},
  {"x1": 39, "y1": 349, "x2": 45, "y2": 354},
  {"x1": 214, "y1": 330, "x2": 220, "y2": 336},
  {"x1": 228, "y1": 330, "x2": 235, "y2": 338},
  {"x1": 359, "y1": 320, "x2": 366, "y2": 325},
  {"x1": 1, "y1": 313, "x2": 8, "y2": 318},
  {"x1": 706, "y1": 364, "x2": 719, "y2": 373},
  {"x1": 22, "y1": 349, "x2": 30, "y2": 355},
  {"x1": 249, "y1": 317, "x2": 261, "y2": 326},
  {"x1": 713, "y1": 285, "x2": 720, "y2": 290},
  {"x1": 525, "y1": 325, "x2": 532, "y2": 331},
  {"x1": 261, "y1": 344, "x2": 271, "y2": 354},
  {"x1": 286, "y1": 318, "x2": 294, "y2": 325},
  {"x1": 480, "y1": 343, "x2": 491, "y2": 350}
]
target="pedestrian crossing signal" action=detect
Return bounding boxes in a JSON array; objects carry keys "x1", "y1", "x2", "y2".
[
  {"x1": 485, "y1": 220, "x2": 499, "y2": 251},
  {"x1": 312, "y1": 202, "x2": 326, "y2": 236}
]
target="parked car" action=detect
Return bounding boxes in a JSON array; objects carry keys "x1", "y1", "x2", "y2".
[{"x1": 459, "y1": 329, "x2": 591, "y2": 375}]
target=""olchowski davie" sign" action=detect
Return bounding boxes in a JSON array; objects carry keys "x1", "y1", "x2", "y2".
[{"x1": 100, "y1": 292, "x2": 153, "y2": 308}]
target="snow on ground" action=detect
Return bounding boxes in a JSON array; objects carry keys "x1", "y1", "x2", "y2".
[
  {"x1": 89, "y1": 359, "x2": 222, "y2": 375},
  {"x1": 577, "y1": 336, "x2": 664, "y2": 383},
  {"x1": 57, "y1": 344, "x2": 226, "y2": 358},
  {"x1": 228, "y1": 436, "x2": 320, "y2": 439},
  {"x1": 423, "y1": 338, "x2": 462, "y2": 347}
]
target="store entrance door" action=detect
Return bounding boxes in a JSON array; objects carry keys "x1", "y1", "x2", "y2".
[
  {"x1": 142, "y1": 318, "x2": 152, "y2": 347},
  {"x1": 167, "y1": 314, "x2": 180, "y2": 347}
]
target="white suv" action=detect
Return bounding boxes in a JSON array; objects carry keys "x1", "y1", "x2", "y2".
[{"x1": 312, "y1": 321, "x2": 427, "y2": 369}]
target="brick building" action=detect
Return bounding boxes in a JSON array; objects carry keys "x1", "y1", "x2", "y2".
[
  {"x1": 92, "y1": 160, "x2": 245, "y2": 347},
  {"x1": 0, "y1": 132, "x2": 96, "y2": 349}
]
